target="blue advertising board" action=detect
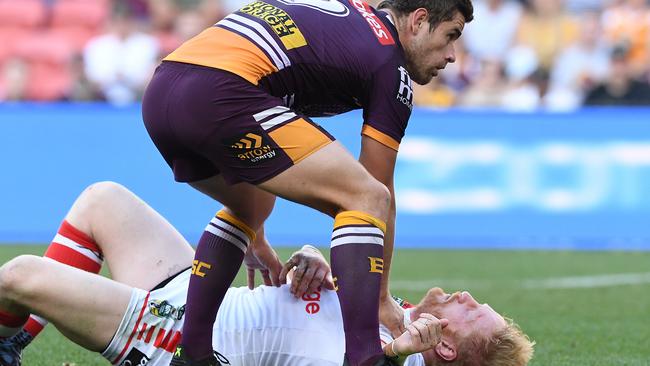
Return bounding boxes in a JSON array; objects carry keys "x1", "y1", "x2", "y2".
[{"x1": 1, "y1": 103, "x2": 649, "y2": 250}]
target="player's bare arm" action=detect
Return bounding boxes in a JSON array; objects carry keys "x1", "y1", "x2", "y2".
[{"x1": 359, "y1": 136, "x2": 404, "y2": 336}]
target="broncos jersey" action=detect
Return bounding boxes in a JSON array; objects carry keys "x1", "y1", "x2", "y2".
[{"x1": 164, "y1": 0, "x2": 413, "y2": 151}]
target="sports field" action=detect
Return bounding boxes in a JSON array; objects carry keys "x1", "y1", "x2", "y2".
[{"x1": 2, "y1": 245, "x2": 648, "y2": 365}]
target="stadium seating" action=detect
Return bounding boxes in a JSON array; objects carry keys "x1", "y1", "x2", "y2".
[
  {"x1": 0, "y1": 0, "x2": 47, "y2": 28},
  {"x1": 51, "y1": 0, "x2": 109, "y2": 31},
  {"x1": 14, "y1": 32, "x2": 74, "y2": 101}
]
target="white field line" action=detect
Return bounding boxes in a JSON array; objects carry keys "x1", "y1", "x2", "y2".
[
  {"x1": 390, "y1": 279, "x2": 492, "y2": 291},
  {"x1": 391, "y1": 272, "x2": 650, "y2": 291},
  {"x1": 520, "y1": 272, "x2": 650, "y2": 289}
]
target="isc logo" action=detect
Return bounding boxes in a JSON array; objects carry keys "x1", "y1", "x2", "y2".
[
  {"x1": 191, "y1": 260, "x2": 212, "y2": 277},
  {"x1": 302, "y1": 287, "x2": 322, "y2": 314}
]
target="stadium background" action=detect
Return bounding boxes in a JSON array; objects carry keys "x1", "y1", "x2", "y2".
[{"x1": 1, "y1": 0, "x2": 649, "y2": 365}]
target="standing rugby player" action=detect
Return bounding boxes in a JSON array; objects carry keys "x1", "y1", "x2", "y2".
[{"x1": 141, "y1": 1, "x2": 473, "y2": 365}]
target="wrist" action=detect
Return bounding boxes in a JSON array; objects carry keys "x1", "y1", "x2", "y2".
[{"x1": 383, "y1": 341, "x2": 401, "y2": 358}]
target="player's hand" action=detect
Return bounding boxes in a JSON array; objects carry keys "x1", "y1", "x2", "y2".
[
  {"x1": 380, "y1": 296, "x2": 407, "y2": 338},
  {"x1": 390, "y1": 313, "x2": 448, "y2": 356},
  {"x1": 280, "y1": 245, "x2": 335, "y2": 298},
  {"x1": 244, "y1": 236, "x2": 282, "y2": 289}
]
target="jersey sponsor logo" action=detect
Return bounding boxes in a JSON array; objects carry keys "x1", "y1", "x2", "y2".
[
  {"x1": 230, "y1": 133, "x2": 278, "y2": 164},
  {"x1": 191, "y1": 260, "x2": 212, "y2": 277},
  {"x1": 148, "y1": 300, "x2": 186, "y2": 320},
  {"x1": 396, "y1": 66, "x2": 413, "y2": 110},
  {"x1": 240, "y1": 1, "x2": 307, "y2": 50},
  {"x1": 302, "y1": 287, "x2": 322, "y2": 314},
  {"x1": 368, "y1": 256, "x2": 384, "y2": 274},
  {"x1": 120, "y1": 348, "x2": 150, "y2": 366},
  {"x1": 348, "y1": 0, "x2": 394, "y2": 45},
  {"x1": 276, "y1": 0, "x2": 349, "y2": 17},
  {"x1": 232, "y1": 133, "x2": 263, "y2": 149}
]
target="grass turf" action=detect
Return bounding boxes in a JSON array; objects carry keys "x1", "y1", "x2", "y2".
[{"x1": 0, "y1": 245, "x2": 648, "y2": 365}]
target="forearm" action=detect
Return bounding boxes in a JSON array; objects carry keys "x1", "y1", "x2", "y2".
[{"x1": 380, "y1": 192, "x2": 396, "y2": 300}]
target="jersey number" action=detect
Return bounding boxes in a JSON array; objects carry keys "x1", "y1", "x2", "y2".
[{"x1": 276, "y1": 0, "x2": 349, "y2": 17}]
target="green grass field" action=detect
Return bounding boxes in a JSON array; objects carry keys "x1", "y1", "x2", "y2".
[{"x1": 1, "y1": 245, "x2": 649, "y2": 365}]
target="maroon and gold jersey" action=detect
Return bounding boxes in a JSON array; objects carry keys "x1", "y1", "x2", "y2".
[{"x1": 164, "y1": 0, "x2": 413, "y2": 150}]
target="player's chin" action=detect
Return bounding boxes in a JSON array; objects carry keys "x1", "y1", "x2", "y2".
[{"x1": 413, "y1": 73, "x2": 435, "y2": 85}]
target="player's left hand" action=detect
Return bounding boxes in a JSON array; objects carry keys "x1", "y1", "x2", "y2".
[
  {"x1": 280, "y1": 245, "x2": 335, "y2": 298},
  {"x1": 245, "y1": 236, "x2": 283, "y2": 289},
  {"x1": 390, "y1": 313, "x2": 448, "y2": 356}
]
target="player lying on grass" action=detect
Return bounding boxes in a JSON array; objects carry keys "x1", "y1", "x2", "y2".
[{"x1": 0, "y1": 182, "x2": 533, "y2": 366}]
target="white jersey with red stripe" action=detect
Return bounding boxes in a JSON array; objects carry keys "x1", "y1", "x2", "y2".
[{"x1": 102, "y1": 269, "x2": 345, "y2": 365}]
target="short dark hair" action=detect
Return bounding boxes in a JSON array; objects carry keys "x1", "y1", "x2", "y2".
[{"x1": 377, "y1": 0, "x2": 474, "y2": 29}]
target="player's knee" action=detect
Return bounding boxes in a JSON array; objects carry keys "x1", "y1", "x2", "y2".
[
  {"x1": 84, "y1": 181, "x2": 129, "y2": 202},
  {"x1": 79, "y1": 181, "x2": 130, "y2": 210},
  {"x1": 0, "y1": 255, "x2": 43, "y2": 302},
  {"x1": 225, "y1": 197, "x2": 275, "y2": 232},
  {"x1": 343, "y1": 178, "x2": 391, "y2": 217}
]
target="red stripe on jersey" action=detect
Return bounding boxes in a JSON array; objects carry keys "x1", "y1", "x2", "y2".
[
  {"x1": 153, "y1": 329, "x2": 166, "y2": 348},
  {"x1": 144, "y1": 326, "x2": 156, "y2": 343},
  {"x1": 111, "y1": 292, "x2": 150, "y2": 364},
  {"x1": 44, "y1": 243, "x2": 101, "y2": 273},
  {"x1": 402, "y1": 301, "x2": 414, "y2": 309},
  {"x1": 57, "y1": 220, "x2": 102, "y2": 255},
  {"x1": 0, "y1": 310, "x2": 28, "y2": 328},
  {"x1": 137, "y1": 323, "x2": 148, "y2": 341},
  {"x1": 165, "y1": 331, "x2": 182, "y2": 353}
]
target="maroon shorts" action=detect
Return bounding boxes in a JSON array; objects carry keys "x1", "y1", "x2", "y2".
[{"x1": 142, "y1": 61, "x2": 334, "y2": 184}]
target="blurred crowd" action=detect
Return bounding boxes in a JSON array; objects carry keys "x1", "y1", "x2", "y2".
[{"x1": 0, "y1": 0, "x2": 649, "y2": 109}]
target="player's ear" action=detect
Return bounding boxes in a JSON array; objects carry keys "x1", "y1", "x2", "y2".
[
  {"x1": 434, "y1": 339, "x2": 457, "y2": 361},
  {"x1": 409, "y1": 8, "x2": 429, "y2": 33}
]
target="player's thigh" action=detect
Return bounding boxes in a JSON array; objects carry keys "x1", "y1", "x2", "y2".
[
  {"x1": 258, "y1": 141, "x2": 390, "y2": 218},
  {"x1": 3, "y1": 256, "x2": 130, "y2": 351},
  {"x1": 66, "y1": 182, "x2": 195, "y2": 290}
]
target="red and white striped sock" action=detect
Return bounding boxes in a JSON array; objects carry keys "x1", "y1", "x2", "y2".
[
  {"x1": 24, "y1": 220, "x2": 104, "y2": 338},
  {"x1": 0, "y1": 310, "x2": 28, "y2": 339}
]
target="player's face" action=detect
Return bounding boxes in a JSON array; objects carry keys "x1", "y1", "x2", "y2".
[
  {"x1": 418, "y1": 287, "x2": 506, "y2": 340},
  {"x1": 403, "y1": 11, "x2": 466, "y2": 85}
]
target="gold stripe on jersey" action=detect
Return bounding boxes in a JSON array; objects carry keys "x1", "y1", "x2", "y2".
[
  {"x1": 268, "y1": 118, "x2": 332, "y2": 164},
  {"x1": 333, "y1": 211, "x2": 387, "y2": 233},
  {"x1": 362, "y1": 125, "x2": 400, "y2": 152},
  {"x1": 163, "y1": 27, "x2": 277, "y2": 85},
  {"x1": 239, "y1": 1, "x2": 307, "y2": 50}
]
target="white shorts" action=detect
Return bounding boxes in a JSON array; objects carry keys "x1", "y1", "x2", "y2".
[
  {"x1": 102, "y1": 269, "x2": 189, "y2": 366},
  {"x1": 102, "y1": 269, "x2": 345, "y2": 366}
]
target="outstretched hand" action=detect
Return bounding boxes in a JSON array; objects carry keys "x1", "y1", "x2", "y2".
[
  {"x1": 244, "y1": 237, "x2": 282, "y2": 289},
  {"x1": 390, "y1": 313, "x2": 448, "y2": 356},
  {"x1": 280, "y1": 245, "x2": 335, "y2": 298}
]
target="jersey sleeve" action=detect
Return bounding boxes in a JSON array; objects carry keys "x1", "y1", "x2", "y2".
[{"x1": 362, "y1": 59, "x2": 413, "y2": 151}]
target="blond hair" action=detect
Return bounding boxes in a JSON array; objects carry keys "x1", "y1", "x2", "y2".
[{"x1": 438, "y1": 318, "x2": 535, "y2": 366}]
